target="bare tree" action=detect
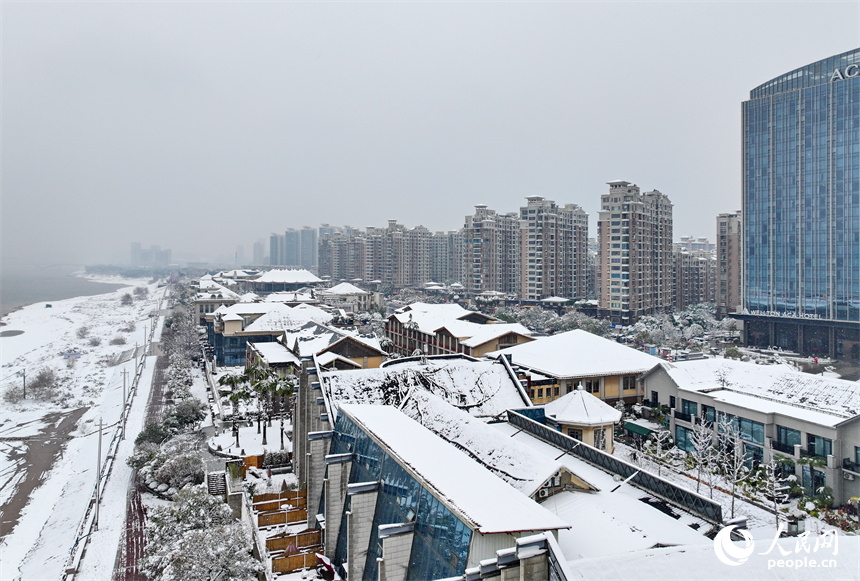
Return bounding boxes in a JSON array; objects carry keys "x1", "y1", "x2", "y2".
[
  {"x1": 690, "y1": 420, "x2": 716, "y2": 495},
  {"x1": 717, "y1": 418, "x2": 751, "y2": 518},
  {"x1": 644, "y1": 429, "x2": 674, "y2": 476}
]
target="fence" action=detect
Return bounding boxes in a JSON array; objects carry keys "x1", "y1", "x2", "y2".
[
  {"x1": 254, "y1": 496, "x2": 307, "y2": 512},
  {"x1": 507, "y1": 409, "x2": 723, "y2": 524},
  {"x1": 254, "y1": 490, "x2": 304, "y2": 503},
  {"x1": 272, "y1": 552, "x2": 320, "y2": 574},
  {"x1": 63, "y1": 287, "x2": 167, "y2": 579},
  {"x1": 258, "y1": 508, "x2": 308, "y2": 527},
  {"x1": 266, "y1": 529, "x2": 321, "y2": 553}
]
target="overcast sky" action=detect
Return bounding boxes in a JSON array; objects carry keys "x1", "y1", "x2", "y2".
[{"x1": 2, "y1": 2, "x2": 859, "y2": 266}]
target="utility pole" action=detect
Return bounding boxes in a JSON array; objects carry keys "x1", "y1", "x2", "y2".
[
  {"x1": 21, "y1": 369, "x2": 26, "y2": 399},
  {"x1": 94, "y1": 418, "x2": 102, "y2": 531}
]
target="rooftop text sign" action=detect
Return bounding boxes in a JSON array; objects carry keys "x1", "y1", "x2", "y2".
[{"x1": 831, "y1": 64, "x2": 859, "y2": 82}]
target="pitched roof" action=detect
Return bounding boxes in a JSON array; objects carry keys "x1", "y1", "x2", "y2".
[
  {"x1": 340, "y1": 404, "x2": 569, "y2": 535},
  {"x1": 242, "y1": 303, "x2": 332, "y2": 332},
  {"x1": 488, "y1": 330, "x2": 661, "y2": 379},
  {"x1": 255, "y1": 269, "x2": 322, "y2": 284},
  {"x1": 400, "y1": 390, "x2": 563, "y2": 497},
  {"x1": 319, "y1": 356, "x2": 531, "y2": 422},
  {"x1": 544, "y1": 387, "x2": 622, "y2": 426},
  {"x1": 324, "y1": 282, "x2": 369, "y2": 295},
  {"x1": 249, "y1": 342, "x2": 301, "y2": 365}
]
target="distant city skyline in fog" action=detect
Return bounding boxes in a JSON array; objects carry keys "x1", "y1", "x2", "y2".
[{"x1": 3, "y1": 2, "x2": 858, "y2": 266}]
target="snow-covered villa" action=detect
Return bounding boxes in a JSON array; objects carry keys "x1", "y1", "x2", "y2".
[
  {"x1": 384, "y1": 302, "x2": 534, "y2": 357},
  {"x1": 641, "y1": 358, "x2": 860, "y2": 505},
  {"x1": 488, "y1": 329, "x2": 663, "y2": 406}
]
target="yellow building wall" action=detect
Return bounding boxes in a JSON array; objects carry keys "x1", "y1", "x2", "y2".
[
  {"x1": 223, "y1": 319, "x2": 243, "y2": 335},
  {"x1": 346, "y1": 355, "x2": 385, "y2": 369},
  {"x1": 603, "y1": 376, "x2": 621, "y2": 399}
]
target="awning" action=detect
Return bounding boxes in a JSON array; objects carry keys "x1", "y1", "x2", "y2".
[{"x1": 623, "y1": 421, "x2": 653, "y2": 437}]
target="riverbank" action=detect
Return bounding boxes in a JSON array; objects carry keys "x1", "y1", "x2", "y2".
[
  {"x1": 0, "y1": 279, "x2": 164, "y2": 580},
  {"x1": 0, "y1": 264, "x2": 129, "y2": 319}
]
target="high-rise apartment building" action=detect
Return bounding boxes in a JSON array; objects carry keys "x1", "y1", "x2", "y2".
[
  {"x1": 739, "y1": 49, "x2": 859, "y2": 359},
  {"x1": 463, "y1": 205, "x2": 522, "y2": 296},
  {"x1": 519, "y1": 197, "x2": 588, "y2": 301},
  {"x1": 318, "y1": 220, "x2": 435, "y2": 286},
  {"x1": 716, "y1": 211, "x2": 742, "y2": 320},
  {"x1": 284, "y1": 229, "x2": 300, "y2": 267},
  {"x1": 672, "y1": 246, "x2": 716, "y2": 311},
  {"x1": 300, "y1": 227, "x2": 318, "y2": 270},
  {"x1": 252, "y1": 240, "x2": 265, "y2": 266},
  {"x1": 269, "y1": 233, "x2": 283, "y2": 266},
  {"x1": 597, "y1": 181, "x2": 673, "y2": 324}
]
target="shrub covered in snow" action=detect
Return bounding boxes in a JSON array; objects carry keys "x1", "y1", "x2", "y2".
[
  {"x1": 153, "y1": 453, "x2": 204, "y2": 489},
  {"x1": 143, "y1": 486, "x2": 261, "y2": 581}
]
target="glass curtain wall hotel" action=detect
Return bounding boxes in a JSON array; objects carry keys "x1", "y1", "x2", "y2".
[{"x1": 739, "y1": 48, "x2": 860, "y2": 359}]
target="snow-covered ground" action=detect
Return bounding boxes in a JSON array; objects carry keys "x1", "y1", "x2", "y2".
[
  {"x1": 0, "y1": 279, "x2": 164, "y2": 580},
  {"x1": 209, "y1": 419, "x2": 293, "y2": 458}
]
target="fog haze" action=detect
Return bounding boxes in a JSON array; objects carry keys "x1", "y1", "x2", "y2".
[{"x1": 3, "y1": 2, "x2": 858, "y2": 265}]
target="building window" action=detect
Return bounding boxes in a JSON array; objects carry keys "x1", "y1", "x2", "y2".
[
  {"x1": 537, "y1": 388, "x2": 544, "y2": 399},
  {"x1": 675, "y1": 425, "x2": 693, "y2": 452},
  {"x1": 776, "y1": 425, "x2": 801, "y2": 448},
  {"x1": 584, "y1": 379, "x2": 600, "y2": 394},
  {"x1": 568, "y1": 428, "x2": 583, "y2": 441},
  {"x1": 622, "y1": 375, "x2": 636, "y2": 391},
  {"x1": 681, "y1": 399, "x2": 698, "y2": 416},
  {"x1": 702, "y1": 405, "x2": 716, "y2": 424},
  {"x1": 807, "y1": 434, "x2": 832, "y2": 458}
]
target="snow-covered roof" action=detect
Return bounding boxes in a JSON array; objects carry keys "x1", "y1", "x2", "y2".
[
  {"x1": 544, "y1": 387, "x2": 622, "y2": 426},
  {"x1": 243, "y1": 304, "x2": 332, "y2": 333},
  {"x1": 316, "y1": 352, "x2": 361, "y2": 368},
  {"x1": 399, "y1": 390, "x2": 563, "y2": 497},
  {"x1": 217, "y1": 269, "x2": 252, "y2": 278},
  {"x1": 196, "y1": 281, "x2": 241, "y2": 300},
  {"x1": 656, "y1": 358, "x2": 860, "y2": 420},
  {"x1": 263, "y1": 291, "x2": 317, "y2": 303},
  {"x1": 255, "y1": 269, "x2": 322, "y2": 284},
  {"x1": 488, "y1": 330, "x2": 661, "y2": 379},
  {"x1": 249, "y1": 342, "x2": 300, "y2": 366},
  {"x1": 323, "y1": 282, "x2": 368, "y2": 295},
  {"x1": 238, "y1": 292, "x2": 260, "y2": 302},
  {"x1": 543, "y1": 491, "x2": 709, "y2": 561},
  {"x1": 283, "y1": 322, "x2": 382, "y2": 358},
  {"x1": 540, "y1": 296, "x2": 569, "y2": 303},
  {"x1": 218, "y1": 302, "x2": 287, "y2": 317},
  {"x1": 339, "y1": 404, "x2": 570, "y2": 535},
  {"x1": 319, "y1": 356, "x2": 530, "y2": 422},
  {"x1": 490, "y1": 422, "x2": 714, "y2": 560},
  {"x1": 392, "y1": 302, "x2": 531, "y2": 346},
  {"x1": 446, "y1": 320, "x2": 532, "y2": 347}
]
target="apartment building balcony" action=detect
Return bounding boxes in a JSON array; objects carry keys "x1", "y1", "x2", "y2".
[
  {"x1": 842, "y1": 459, "x2": 860, "y2": 475},
  {"x1": 770, "y1": 440, "x2": 796, "y2": 455}
]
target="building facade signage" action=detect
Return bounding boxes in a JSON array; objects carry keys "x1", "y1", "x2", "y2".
[
  {"x1": 830, "y1": 64, "x2": 860, "y2": 82},
  {"x1": 744, "y1": 309, "x2": 822, "y2": 320}
]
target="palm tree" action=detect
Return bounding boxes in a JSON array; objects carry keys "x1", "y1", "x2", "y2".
[{"x1": 218, "y1": 371, "x2": 252, "y2": 447}]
